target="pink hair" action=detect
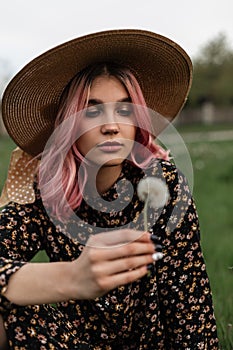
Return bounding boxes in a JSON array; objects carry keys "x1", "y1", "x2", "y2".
[{"x1": 39, "y1": 63, "x2": 169, "y2": 220}]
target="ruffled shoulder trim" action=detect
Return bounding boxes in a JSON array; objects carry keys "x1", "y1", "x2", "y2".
[{"x1": 0, "y1": 148, "x2": 39, "y2": 208}]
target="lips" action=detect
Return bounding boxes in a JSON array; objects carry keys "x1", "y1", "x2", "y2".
[{"x1": 97, "y1": 141, "x2": 123, "y2": 152}]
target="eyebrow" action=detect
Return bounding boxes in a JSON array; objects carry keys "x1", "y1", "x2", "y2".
[{"x1": 87, "y1": 97, "x2": 131, "y2": 106}]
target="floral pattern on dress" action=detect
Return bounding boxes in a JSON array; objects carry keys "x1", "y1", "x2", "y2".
[{"x1": 0, "y1": 159, "x2": 219, "y2": 349}]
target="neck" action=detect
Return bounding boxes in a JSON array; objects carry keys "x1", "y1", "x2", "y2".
[{"x1": 86, "y1": 163, "x2": 123, "y2": 195}]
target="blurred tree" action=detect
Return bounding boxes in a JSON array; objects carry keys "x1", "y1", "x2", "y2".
[
  {"x1": 188, "y1": 33, "x2": 233, "y2": 106},
  {"x1": 0, "y1": 59, "x2": 12, "y2": 134},
  {"x1": 0, "y1": 58, "x2": 12, "y2": 98}
]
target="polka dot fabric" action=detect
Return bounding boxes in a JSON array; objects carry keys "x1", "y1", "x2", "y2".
[{"x1": 0, "y1": 148, "x2": 38, "y2": 207}]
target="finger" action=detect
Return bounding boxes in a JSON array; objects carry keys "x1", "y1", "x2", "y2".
[
  {"x1": 91, "y1": 241, "x2": 155, "y2": 261},
  {"x1": 87, "y1": 230, "x2": 151, "y2": 248},
  {"x1": 102, "y1": 264, "x2": 149, "y2": 291},
  {"x1": 101, "y1": 253, "x2": 154, "y2": 276}
]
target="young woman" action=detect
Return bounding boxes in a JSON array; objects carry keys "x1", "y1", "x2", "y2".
[{"x1": 0, "y1": 29, "x2": 219, "y2": 349}]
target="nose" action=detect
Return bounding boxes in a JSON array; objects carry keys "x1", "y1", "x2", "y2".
[
  {"x1": 101, "y1": 122, "x2": 119, "y2": 134},
  {"x1": 100, "y1": 110, "x2": 119, "y2": 134}
]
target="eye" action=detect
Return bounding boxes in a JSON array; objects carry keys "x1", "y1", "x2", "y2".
[
  {"x1": 85, "y1": 106, "x2": 102, "y2": 118},
  {"x1": 116, "y1": 104, "x2": 133, "y2": 117}
]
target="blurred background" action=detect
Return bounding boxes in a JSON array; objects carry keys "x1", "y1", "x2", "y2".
[{"x1": 0, "y1": 0, "x2": 232, "y2": 348}]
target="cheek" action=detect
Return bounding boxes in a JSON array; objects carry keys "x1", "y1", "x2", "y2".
[
  {"x1": 76, "y1": 135, "x2": 91, "y2": 156},
  {"x1": 123, "y1": 127, "x2": 136, "y2": 153},
  {"x1": 76, "y1": 127, "x2": 98, "y2": 156},
  {"x1": 124, "y1": 125, "x2": 136, "y2": 140}
]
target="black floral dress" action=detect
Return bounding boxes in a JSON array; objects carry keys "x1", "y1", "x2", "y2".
[{"x1": 0, "y1": 159, "x2": 219, "y2": 349}]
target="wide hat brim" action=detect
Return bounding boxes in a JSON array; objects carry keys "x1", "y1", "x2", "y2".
[{"x1": 2, "y1": 29, "x2": 193, "y2": 156}]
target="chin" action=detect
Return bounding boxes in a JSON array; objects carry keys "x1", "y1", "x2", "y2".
[{"x1": 102, "y1": 159, "x2": 125, "y2": 167}]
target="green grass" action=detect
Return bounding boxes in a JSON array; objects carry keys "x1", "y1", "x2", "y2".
[
  {"x1": 0, "y1": 136, "x2": 16, "y2": 190},
  {"x1": 184, "y1": 139, "x2": 233, "y2": 350},
  {"x1": 175, "y1": 121, "x2": 233, "y2": 133},
  {"x1": 0, "y1": 127, "x2": 233, "y2": 349}
]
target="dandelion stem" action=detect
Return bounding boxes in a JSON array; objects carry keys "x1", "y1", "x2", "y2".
[{"x1": 143, "y1": 195, "x2": 149, "y2": 231}]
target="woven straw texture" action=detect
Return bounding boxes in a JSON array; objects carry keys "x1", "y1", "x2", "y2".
[{"x1": 2, "y1": 29, "x2": 193, "y2": 156}]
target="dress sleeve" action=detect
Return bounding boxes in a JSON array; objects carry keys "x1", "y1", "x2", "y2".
[
  {"x1": 154, "y1": 161, "x2": 219, "y2": 349},
  {"x1": 0, "y1": 201, "x2": 45, "y2": 313}
]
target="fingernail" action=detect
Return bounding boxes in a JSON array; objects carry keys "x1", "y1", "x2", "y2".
[
  {"x1": 147, "y1": 263, "x2": 154, "y2": 271},
  {"x1": 152, "y1": 252, "x2": 164, "y2": 261},
  {"x1": 150, "y1": 234, "x2": 160, "y2": 243},
  {"x1": 154, "y1": 244, "x2": 163, "y2": 252}
]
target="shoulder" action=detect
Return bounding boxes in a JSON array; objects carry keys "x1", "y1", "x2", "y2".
[
  {"x1": 144, "y1": 158, "x2": 179, "y2": 180},
  {"x1": 0, "y1": 184, "x2": 46, "y2": 222},
  {"x1": 144, "y1": 158, "x2": 191, "y2": 198}
]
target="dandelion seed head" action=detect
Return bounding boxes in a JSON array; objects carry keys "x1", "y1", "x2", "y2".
[{"x1": 137, "y1": 177, "x2": 169, "y2": 209}]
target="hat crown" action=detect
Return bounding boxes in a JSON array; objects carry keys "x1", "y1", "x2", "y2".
[{"x1": 2, "y1": 29, "x2": 192, "y2": 156}]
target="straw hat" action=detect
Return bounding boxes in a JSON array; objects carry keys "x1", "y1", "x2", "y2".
[{"x1": 1, "y1": 29, "x2": 193, "y2": 156}]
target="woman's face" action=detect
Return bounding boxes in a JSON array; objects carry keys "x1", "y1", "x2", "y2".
[{"x1": 76, "y1": 75, "x2": 136, "y2": 167}]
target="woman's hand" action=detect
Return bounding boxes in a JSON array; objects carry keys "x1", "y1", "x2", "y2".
[
  {"x1": 3, "y1": 230, "x2": 157, "y2": 306},
  {"x1": 70, "y1": 230, "x2": 155, "y2": 300}
]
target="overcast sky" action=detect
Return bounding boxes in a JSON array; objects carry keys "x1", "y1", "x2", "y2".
[{"x1": 0, "y1": 0, "x2": 233, "y2": 79}]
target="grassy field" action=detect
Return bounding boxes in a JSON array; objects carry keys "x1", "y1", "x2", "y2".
[
  {"x1": 0, "y1": 124, "x2": 233, "y2": 349},
  {"x1": 176, "y1": 124, "x2": 233, "y2": 350}
]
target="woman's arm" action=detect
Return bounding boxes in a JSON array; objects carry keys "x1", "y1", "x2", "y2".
[
  {"x1": 3, "y1": 230, "x2": 155, "y2": 305},
  {"x1": 1, "y1": 198, "x2": 156, "y2": 307},
  {"x1": 0, "y1": 201, "x2": 45, "y2": 311}
]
